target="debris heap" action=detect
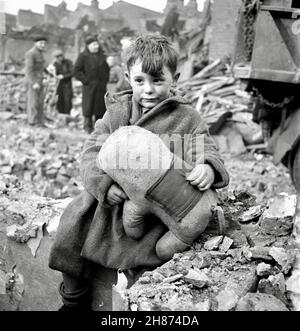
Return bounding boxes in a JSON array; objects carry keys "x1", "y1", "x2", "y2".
[{"x1": 125, "y1": 191, "x2": 300, "y2": 311}]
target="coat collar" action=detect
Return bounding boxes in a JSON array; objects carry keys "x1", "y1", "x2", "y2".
[
  {"x1": 105, "y1": 89, "x2": 189, "y2": 114},
  {"x1": 104, "y1": 90, "x2": 189, "y2": 131}
]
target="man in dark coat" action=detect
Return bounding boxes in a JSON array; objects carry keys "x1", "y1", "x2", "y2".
[
  {"x1": 24, "y1": 35, "x2": 48, "y2": 127},
  {"x1": 51, "y1": 49, "x2": 74, "y2": 114},
  {"x1": 74, "y1": 35, "x2": 110, "y2": 134}
]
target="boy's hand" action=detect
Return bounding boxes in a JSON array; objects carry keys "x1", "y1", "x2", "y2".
[
  {"x1": 32, "y1": 83, "x2": 41, "y2": 90},
  {"x1": 107, "y1": 184, "x2": 128, "y2": 206},
  {"x1": 186, "y1": 164, "x2": 215, "y2": 191}
]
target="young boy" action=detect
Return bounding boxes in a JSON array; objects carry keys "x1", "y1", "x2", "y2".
[{"x1": 49, "y1": 35, "x2": 229, "y2": 311}]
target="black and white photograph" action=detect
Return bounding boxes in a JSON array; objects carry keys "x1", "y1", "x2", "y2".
[{"x1": 0, "y1": 0, "x2": 299, "y2": 315}]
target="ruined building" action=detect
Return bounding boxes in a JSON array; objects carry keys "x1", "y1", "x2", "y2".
[
  {"x1": 0, "y1": 0, "x2": 204, "y2": 65},
  {"x1": 164, "y1": 0, "x2": 201, "y2": 18},
  {"x1": 163, "y1": 0, "x2": 203, "y2": 31},
  {"x1": 0, "y1": 0, "x2": 163, "y2": 64},
  {"x1": 4, "y1": 0, "x2": 162, "y2": 34}
]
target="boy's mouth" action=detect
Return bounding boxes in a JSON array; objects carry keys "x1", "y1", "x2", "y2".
[{"x1": 142, "y1": 98, "x2": 158, "y2": 102}]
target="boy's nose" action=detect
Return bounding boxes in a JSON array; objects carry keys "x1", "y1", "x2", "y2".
[{"x1": 144, "y1": 82, "x2": 154, "y2": 94}]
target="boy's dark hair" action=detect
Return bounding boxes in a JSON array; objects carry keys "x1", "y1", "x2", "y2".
[{"x1": 124, "y1": 35, "x2": 178, "y2": 77}]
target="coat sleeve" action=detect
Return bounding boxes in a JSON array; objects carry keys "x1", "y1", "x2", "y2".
[
  {"x1": 62, "y1": 59, "x2": 74, "y2": 81},
  {"x1": 74, "y1": 54, "x2": 88, "y2": 85},
  {"x1": 25, "y1": 51, "x2": 36, "y2": 85},
  {"x1": 102, "y1": 60, "x2": 110, "y2": 84},
  {"x1": 79, "y1": 113, "x2": 114, "y2": 206},
  {"x1": 186, "y1": 116, "x2": 230, "y2": 189}
]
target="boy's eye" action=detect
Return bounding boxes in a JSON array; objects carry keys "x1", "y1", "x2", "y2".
[
  {"x1": 134, "y1": 78, "x2": 143, "y2": 83},
  {"x1": 153, "y1": 78, "x2": 163, "y2": 83}
]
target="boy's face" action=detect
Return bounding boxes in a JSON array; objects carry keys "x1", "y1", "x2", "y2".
[{"x1": 126, "y1": 60, "x2": 178, "y2": 110}]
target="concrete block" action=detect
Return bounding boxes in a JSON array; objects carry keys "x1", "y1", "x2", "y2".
[
  {"x1": 258, "y1": 273, "x2": 288, "y2": 304},
  {"x1": 269, "y1": 247, "x2": 297, "y2": 275},
  {"x1": 256, "y1": 263, "x2": 272, "y2": 277},
  {"x1": 204, "y1": 236, "x2": 223, "y2": 251},
  {"x1": 216, "y1": 265, "x2": 257, "y2": 311},
  {"x1": 219, "y1": 236, "x2": 234, "y2": 253},
  {"x1": 260, "y1": 194, "x2": 297, "y2": 236},
  {"x1": 184, "y1": 269, "x2": 211, "y2": 289}
]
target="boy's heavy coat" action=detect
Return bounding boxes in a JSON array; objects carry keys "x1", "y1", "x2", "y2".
[{"x1": 49, "y1": 91, "x2": 229, "y2": 278}]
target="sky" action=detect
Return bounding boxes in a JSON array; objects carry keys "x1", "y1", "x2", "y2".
[{"x1": 1, "y1": 0, "x2": 206, "y2": 15}]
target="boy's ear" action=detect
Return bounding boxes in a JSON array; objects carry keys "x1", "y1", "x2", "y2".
[
  {"x1": 174, "y1": 72, "x2": 180, "y2": 83},
  {"x1": 125, "y1": 72, "x2": 131, "y2": 86},
  {"x1": 171, "y1": 73, "x2": 180, "y2": 88}
]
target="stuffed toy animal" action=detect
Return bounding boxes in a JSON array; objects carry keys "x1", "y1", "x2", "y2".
[{"x1": 98, "y1": 126, "x2": 218, "y2": 260}]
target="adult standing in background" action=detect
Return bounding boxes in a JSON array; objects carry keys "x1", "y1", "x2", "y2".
[
  {"x1": 74, "y1": 35, "x2": 110, "y2": 134},
  {"x1": 25, "y1": 35, "x2": 48, "y2": 127},
  {"x1": 51, "y1": 49, "x2": 74, "y2": 114}
]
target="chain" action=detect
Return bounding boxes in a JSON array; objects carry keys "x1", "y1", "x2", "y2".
[
  {"x1": 252, "y1": 86, "x2": 294, "y2": 109},
  {"x1": 242, "y1": 0, "x2": 259, "y2": 61}
]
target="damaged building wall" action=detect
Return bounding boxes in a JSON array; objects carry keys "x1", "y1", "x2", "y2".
[
  {"x1": 0, "y1": 1, "x2": 163, "y2": 65},
  {"x1": 4, "y1": 1, "x2": 163, "y2": 35},
  {"x1": 104, "y1": 1, "x2": 163, "y2": 33},
  {"x1": 16, "y1": 10, "x2": 44, "y2": 30},
  {"x1": 4, "y1": 14, "x2": 17, "y2": 31},
  {"x1": 44, "y1": 3, "x2": 71, "y2": 26},
  {"x1": 0, "y1": 37, "x2": 32, "y2": 65}
]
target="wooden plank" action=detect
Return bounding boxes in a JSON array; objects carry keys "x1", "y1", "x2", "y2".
[
  {"x1": 0, "y1": 71, "x2": 25, "y2": 76},
  {"x1": 260, "y1": 5, "x2": 298, "y2": 14}
]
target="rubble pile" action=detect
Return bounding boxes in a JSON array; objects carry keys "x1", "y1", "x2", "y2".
[
  {"x1": 0, "y1": 120, "x2": 86, "y2": 199},
  {"x1": 0, "y1": 174, "x2": 71, "y2": 310},
  {"x1": 178, "y1": 59, "x2": 250, "y2": 119},
  {"x1": 0, "y1": 73, "x2": 26, "y2": 114},
  {"x1": 224, "y1": 153, "x2": 296, "y2": 204},
  {"x1": 0, "y1": 115, "x2": 298, "y2": 310},
  {"x1": 177, "y1": 59, "x2": 263, "y2": 154},
  {"x1": 125, "y1": 191, "x2": 300, "y2": 311},
  {"x1": 0, "y1": 70, "x2": 85, "y2": 128}
]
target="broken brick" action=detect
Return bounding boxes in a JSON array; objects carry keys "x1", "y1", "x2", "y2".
[
  {"x1": 269, "y1": 247, "x2": 297, "y2": 275},
  {"x1": 235, "y1": 293, "x2": 289, "y2": 311},
  {"x1": 258, "y1": 273, "x2": 288, "y2": 305},
  {"x1": 184, "y1": 269, "x2": 211, "y2": 289},
  {"x1": 219, "y1": 236, "x2": 233, "y2": 253},
  {"x1": 256, "y1": 263, "x2": 272, "y2": 277},
  {"x1": 239, "y1": 205, "x2": 264, "y2": 224},
  {"x1": 216, "y1": 265, "x2": 257, "y2": 311},
  {"x1": 204, "y1": 236, "x2": 223, "y2": 251},
  {"x1": 260, "y1": 194, "x2": 297, "y2": 236}
]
